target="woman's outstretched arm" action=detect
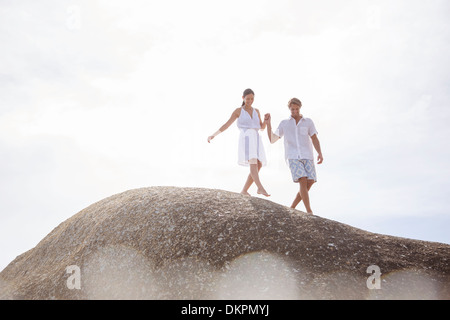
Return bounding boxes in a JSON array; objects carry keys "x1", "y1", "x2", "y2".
[{"x1": 207, "y1": 108, "x2": 240, "y2": 143}]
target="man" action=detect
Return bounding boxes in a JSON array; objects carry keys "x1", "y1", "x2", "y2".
[{"x1": 265, "y1": 98, "x2": 323, "y2": 214}]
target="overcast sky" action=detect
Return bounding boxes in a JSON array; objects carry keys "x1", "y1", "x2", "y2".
[{"x1": 1, "y1": 0, "x2": 449, "y2": 271}]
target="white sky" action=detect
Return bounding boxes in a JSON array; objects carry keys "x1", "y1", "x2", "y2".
[{"x1": 1, "y1": 0, "x2": 450, "y2": 271}]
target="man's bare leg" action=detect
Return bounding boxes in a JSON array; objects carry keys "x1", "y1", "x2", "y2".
[
  {"x1": 290, "y1": 179, "x2": 314, "y2": 208},
  {"x1": 295, "y1": 177, "x2": 314, "y2": 213}
]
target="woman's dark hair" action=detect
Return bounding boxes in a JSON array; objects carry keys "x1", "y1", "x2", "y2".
[{"x1": 241, "y1": 88, "x2": 255, "y2": 106}]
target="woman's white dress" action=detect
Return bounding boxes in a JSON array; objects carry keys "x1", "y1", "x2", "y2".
[{"x1": 237, "y1": 107, "x2": 267, "y2": 167}]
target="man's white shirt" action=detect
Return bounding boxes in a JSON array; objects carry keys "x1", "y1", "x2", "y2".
[{"x1": 274, "y1": 116, "x2": 318, "y2": 161}]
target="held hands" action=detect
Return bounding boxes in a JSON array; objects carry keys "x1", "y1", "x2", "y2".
[{"x1": 264, "y1": 113, "x2": 271, "y2": 124}]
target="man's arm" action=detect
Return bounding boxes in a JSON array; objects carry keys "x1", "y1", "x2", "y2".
[
  {"x1": 264, "y1": 113, "x2": 280, "y2": 144},
  {"x1": 311, "y1": 134, "x2": 323, "y2": 164}
]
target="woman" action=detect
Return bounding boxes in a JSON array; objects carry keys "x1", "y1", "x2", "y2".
[{"x1": 207, "y1": 89, "x2": 270, "y2": 197}]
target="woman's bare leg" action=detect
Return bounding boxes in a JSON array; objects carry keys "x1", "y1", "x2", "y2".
[
  {"x1": 241, "y1": 160, "x2": 262, "y2": 195},
  {"x1": 250, "y1": 160, "x2": 270, "y2": 197}
]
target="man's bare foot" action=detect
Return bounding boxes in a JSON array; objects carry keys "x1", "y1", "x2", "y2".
[
  {"x1": 240, "y1": 191, "x2": 251, "y2": 196},
  {"x1": 306, "y1": 211, "x2": 314, "y2": 215},
  {"x1": 257, "y1": 188, "x2": 270, "y2": 197}
]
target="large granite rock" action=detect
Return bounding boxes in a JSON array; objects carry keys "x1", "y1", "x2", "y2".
[{"x1": 0, "y1": 187, "x2": 449, "y2": 299}]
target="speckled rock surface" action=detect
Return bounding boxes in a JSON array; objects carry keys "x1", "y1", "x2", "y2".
[{"x1": 1, "y1": 186, "x2": 449, "y2": 299}]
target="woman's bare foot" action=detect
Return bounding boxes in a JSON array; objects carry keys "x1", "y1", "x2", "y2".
[
  {"x1": 306, "y1": 211, "x2": 314, "y2": 215},
  {"x1": 257, "y1": 188, "x2": 270, "y2": 197},
  {"x1": 240, "y1": 190, "x2": 251, "y2": 196}
]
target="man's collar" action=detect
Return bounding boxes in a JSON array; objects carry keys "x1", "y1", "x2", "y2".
[{"x1": 289, "y1": 114, "x2": 304, "y2": 120}]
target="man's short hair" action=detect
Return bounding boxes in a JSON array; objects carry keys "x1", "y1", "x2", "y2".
[{"x1": 288, "y1": 98, "x2": 302, "y2": 108}]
